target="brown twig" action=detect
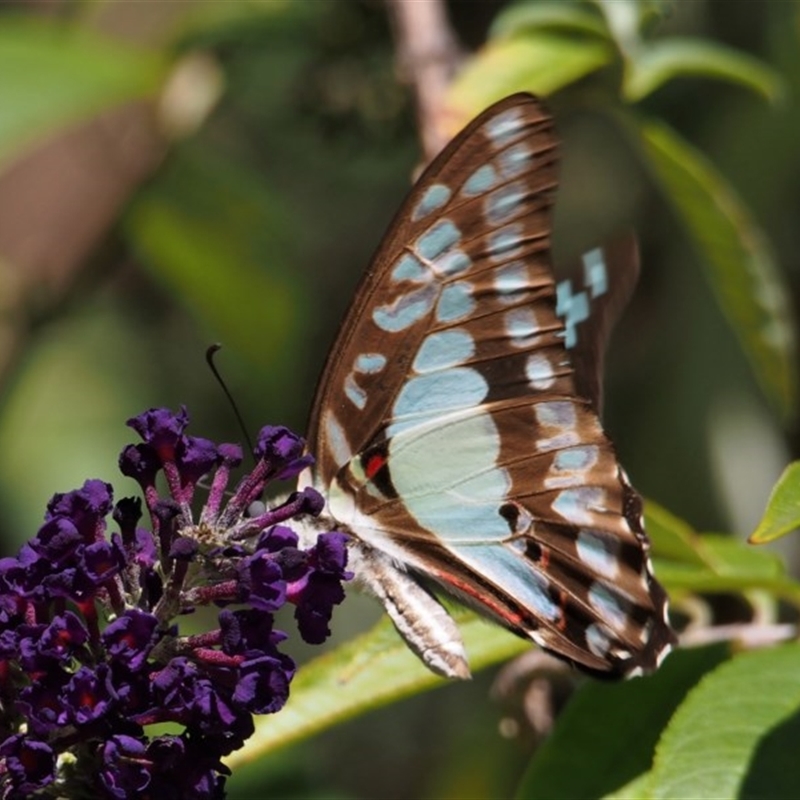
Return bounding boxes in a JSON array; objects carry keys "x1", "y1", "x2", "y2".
[
  {"x1": 0, "y1": 101, "x2": 165, "y2": 407},
  {"x1": 385, "y1": 0, "x2": 463, "y2": 164}
]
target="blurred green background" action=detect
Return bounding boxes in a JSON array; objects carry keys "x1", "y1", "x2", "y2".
[{"x1": 1, "y1": 1, "x2": 798, "y2": 797}]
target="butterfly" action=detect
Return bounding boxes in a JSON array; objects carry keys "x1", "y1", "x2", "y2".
[{"x1": 297, "y1": 93, "x2": 676, "y2": 679}]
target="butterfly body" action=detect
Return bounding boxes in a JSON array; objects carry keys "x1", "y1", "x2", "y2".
[{"x1": 298, "y1": 94, "x2": 675, "y2": 679}]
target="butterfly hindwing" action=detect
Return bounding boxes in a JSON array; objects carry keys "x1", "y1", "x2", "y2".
[{"x1": 304, "y1": 94, "x2": 675, "y2": 678}]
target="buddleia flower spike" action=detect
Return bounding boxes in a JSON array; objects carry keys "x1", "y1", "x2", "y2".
[{"x1": 0, "y1": 407, "x2": 350, "y2": 799}]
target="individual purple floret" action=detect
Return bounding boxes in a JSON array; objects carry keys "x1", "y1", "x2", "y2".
[{"x1": 0, "y1": 407, "x2": 350, "y2": 799}]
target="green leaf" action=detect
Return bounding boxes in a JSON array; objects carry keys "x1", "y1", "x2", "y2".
[
  {"x1": 655, "y1": 538, "x2": 800, "y2": 602},
  {"x1": 625, "y1": 38, "x2": 785, "y2": 103},
  {"x1": 490, "y1": 2, "x2": 609, "y2": 40},
  {"x1": 593, "y1": 0, "x2": 649, "y2": 50},
  {"x1": 645, "y1": 500, "x2": 707, "y2": 566},
  {"x1": 606, "y1": 772, "x2": 656, "y2": 800},
  {"x1": 647, "y1": 643, "x2": 800, "y2": 799},
  {"x1": 445, "y1": 32, "x2": 614, "y2": 131},
  {"x1": 638, "y1": 118, "x2": 797, "y2": 419},
  {"x1": 0, "y1": 17, "x2": 166, "y2": 169},
  {"x1": 700, "y1": 535, "x2": 785, "y2": 579},
  {"x1": 226, "y1": 610, "x2": 527, "y2": 767},
  {"x1": 643, "y1": 502, "x2": 800, "y2": 600},
  {"x1": 750, "y1": 461, "x2": 800, "y2": 544},
  {"x1": 515, "y1": 645, "x2": 728, "y2": 800}
]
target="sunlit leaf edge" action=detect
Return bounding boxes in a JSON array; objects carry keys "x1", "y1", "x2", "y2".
[
  {"x1": 648, "y1": 642, "x2": 800, "y2": 800},
  {"x1": 515, "y1": 644, "x2": 729, "y2": 800},
  {"x1": 624, "y1": 37, "x2": 786, "y2": 104},
  {"x1": 489, "y1": 2, "x2": 610, "y2": 41},
  {"x1": 750, "y1": 460, "x2": 800, "y2": 544},
  {"x1": 634, "y1": 115, "x2": 797, "y2": 419},
  {"x1": 444, "y1": 32, "x2": 615, "y2": 135}
]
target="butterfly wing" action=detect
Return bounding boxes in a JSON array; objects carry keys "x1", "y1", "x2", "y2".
[
  {"x1": 557, "y1": 235, "x2": 641, "y2": 416},
  {"x1": 305, "y1": 94, "x2": 675, "y2": 678}
]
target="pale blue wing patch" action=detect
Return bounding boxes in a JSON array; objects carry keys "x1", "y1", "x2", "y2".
[
  {"x1": 554, "y1": 248, "x2": 609, "y2": 349},
  {"x1": 495, "y1": 261, "x2": 531, "y2": 304},
  {"x1": 576, "y1": 529, "x2": 620, "y2": 580},
  {"x1": 412, "y1": 183, "x2": 452, "y2": 222},
  {"x1": 544, "y1": 446, "x2": 601, "y2": 490},
  {"x1": 586, "y1": 623, "x2": 613, "y2": 657},
  {"x1": 535, "y1": 400, "x2": 576, "y2": 428},
  {"x1": 391, "y1": 253, "x2": 428, "y2": 283},
  {"x1": 525, "y1": 353, "x2": 556, "y2": 390},
  {"x1": 534, "y1": 400, "x2": 581, "y2": 451},
  {"x1": 483, "y1": 107, "x2": 526, "y2": 146},
  {"x1": 373, "y1": 284, "x2": 438, "y2": 332},
  {"x1": 461, "y1": 164, "x2": 498, "y2": 197},
  {"x1": 498, "y1": 143, "x2": 532, "y2": 178},
  {"x1": 412, "y1": 329, "x2": 475, "y2": 373},
  {"x1": 355, "y1": 353, "x2": 387, "y2": 374},
  {"x1": 552, "y1": 486, "x2": 607, "y2": 526},
  {"x1": 416, "y1": 219, "x2": 461, "y2": 260},
  {"x1": 388, "y1": 411, "x2": 507, "y2": 508},
  {"x1": 431, "y1": 249, "x2": 472, "y2": 278},
  {"x1": 436, "y1": 281, "x2": 476, "y2": 323},
  {"x1": 322, "y1": 410, "x2": 352, "y2": 468},
  {"x1": 389, "y1": 368, "x2": 488, "y2": 435},
  {"x1": 343, "y1": 353, "x2": 388, "y2": 412},
  {"x1": 553, "y1": 446, "x2": 599, "y2": 471},
  {"x1": 504, "y1": 307, "x2": 542, "y2": 348},
  {"x1": 488, "y1": 223, "x2": 524, "y2": 262},
  {"x1": 583, "y1": 247, "x2": 608, "y2": 298},
  {"x1": 556, "y1": 279, "x2": 590, "y2": 349},
  {"x1": 588, "y1": 582, "x2": 627, "y2": 632},
  {"x1": 344, "y1": 374, "x2": 367, "y2": 410},
  {"x1": 484, "y1": 181, "x2": 527, "y2": 225}
]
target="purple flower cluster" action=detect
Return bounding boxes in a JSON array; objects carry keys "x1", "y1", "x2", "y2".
[{"x1": 0, "y1": 408, "x2": 350, "y2": 799}]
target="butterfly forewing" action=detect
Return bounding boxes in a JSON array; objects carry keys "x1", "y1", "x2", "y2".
[
  {"x1": 307, "y1": 95, "x2": 558, "y2": 478},
  {"x1": 305, "y1": 94, "x2": 675, "y2": 678}
]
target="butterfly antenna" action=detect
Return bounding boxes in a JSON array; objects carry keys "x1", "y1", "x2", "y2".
[{"x1": 205, "y1": 344, "x2": 257, "y2": 460}]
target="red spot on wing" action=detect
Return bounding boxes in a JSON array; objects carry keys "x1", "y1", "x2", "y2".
[{"x1": 365, "y1": 453, "x2": 387, "y2": 480}]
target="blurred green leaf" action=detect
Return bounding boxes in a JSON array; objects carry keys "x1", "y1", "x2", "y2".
[
  {"x1": 647, "y1": 643, "x2": 800, "y2": 799},
  {"x1": 0, "y1": 17, "x2": 166, "y2": 168},
  {"x1": 515, "y1": 645, "x2": 728, "y2": 800},
  {"x1": 750, "y1": 461, "x2": 800, "y2": 544},
  {"x1": 656, "y1": 545, "x2": 800, "y2": 602},
  {"x1": 490, "y1": 2, "x2": 609, "y2": 40},
  {"x1": 123, "y1": 147, "x2": 301, "y2": 371},
  {"x1": 227, "y1": 609, "x2": 527, "y2": 766},
  {"x1": 638, "y1": 117, "x2": 797, "y2": 420},
  {"x1": 445, "y1": 33, "x2": 614, "y2": 131},
  {"x1": 593, "y1": 0, "x2": 650, "y2": 52},
  {"x1": 645, "y1": 502, "x2": 800, "y2": 600},
  {"x1": 164, "y1": 0, "x2": 311, "y2": 48},
  {"x1": 625, "y1": 38, "x2": 785, "y2": 103},
  {"x1": 645, "y1": 500, "x2": 707, "y2": 566},
  {"x1": 700, "y1": 534, "x2": 785, "y2": 579}
]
